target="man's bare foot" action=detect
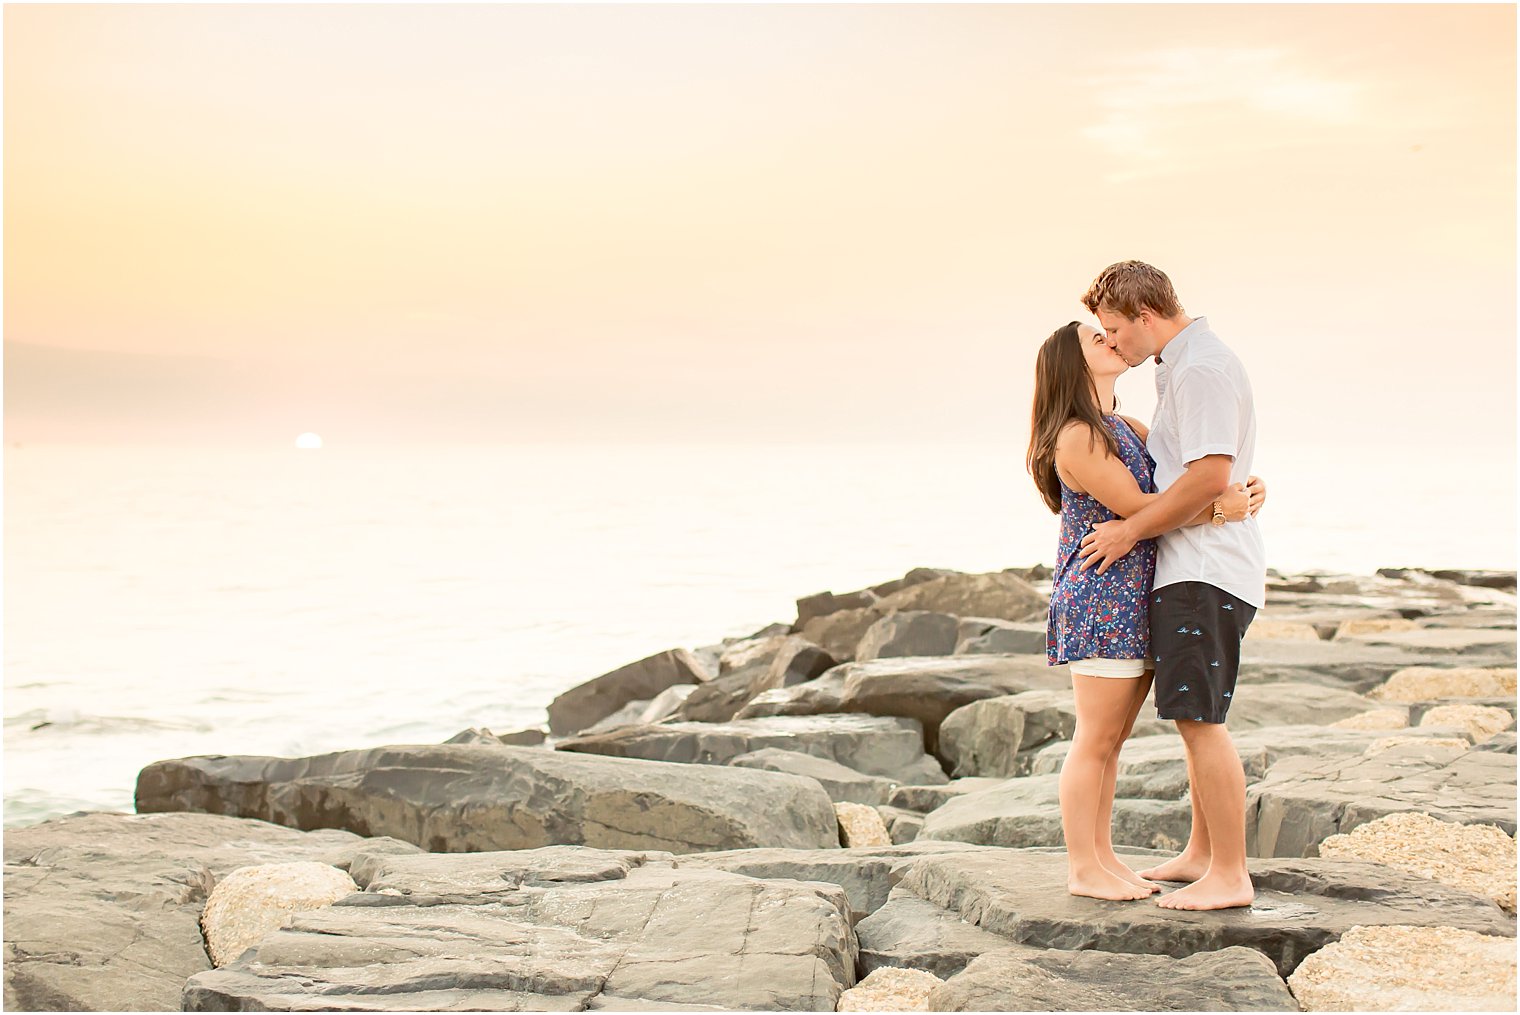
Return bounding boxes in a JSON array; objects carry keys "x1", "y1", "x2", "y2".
[
  {"x1": 1100, "y1": 858, "x2": 1159, "y2": 893},
  {"x1": 1068, "y1": 867, "x2": 1154, "y2": 901},
  {"x1": 1154, "y1": 872, "x2": 1255, "y2": 911},
  {"x1": 1137, "y1": 853, "x2": 1211, "y2": 884}
]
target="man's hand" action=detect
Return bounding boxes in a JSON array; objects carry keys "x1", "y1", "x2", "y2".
[
  {"x1": 1246, "y1": 475, "x2": 1266, "y2": 516},
  {"x1": 1078, "y1": 518, "x2": 1139, "y2": 575}
]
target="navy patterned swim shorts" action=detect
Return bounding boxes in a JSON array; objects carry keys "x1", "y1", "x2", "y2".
[{"x1": 1149, "y1": 581, "x2": 1257, "y2": 723}]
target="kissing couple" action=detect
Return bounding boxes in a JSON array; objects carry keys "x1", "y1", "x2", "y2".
[{"x1": 1026, "y1": 260, "x2": 1268, "y2": 911}]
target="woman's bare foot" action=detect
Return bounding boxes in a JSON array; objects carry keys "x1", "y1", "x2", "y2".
[
  {"x1": 1068, "y1": 867, "x2": 1155, "y2": 901},
  {"x1": 1137, "y1": 852, "x2": 1211, "y2": 884},
  {"x1": 1100, "y1": 858, "x2": 1159, "y2": 892},
  {"x1": 1154, "y1": 872, "x2": 1255, "y2": 910}
]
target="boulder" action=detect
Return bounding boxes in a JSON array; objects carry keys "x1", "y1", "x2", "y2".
[
  {"x1": 796, "y1": 588, "x2": 881, "y2": 627},
  {"x1": 1249, "y1": 740, "x2": 1518, "y2": 856},
  {"x1": 1318, "y1": 811, "x2": 1517, "y2": 913},
  {"x1": 1239, "y1": 642, "x2": 1515, "y2": 695},
  {"x1": 856, "y1": 610, "x2": 962, "y2": 661},
  {"x1": 835, "y1": 655, "x2": 1072, "y2": 757},
  {"x1": 728, "y1": 747, "x2": 898, "y2": 805},
  {"x1": 854, "y1": 894, "x2": 1022, "y2": 979},
  {"x1": 733, "y1": 670, "x2": 848, "y2": 719},
  {"x1": 938, "y1": 689, "x2": 1169, "y2": 779},
  {"x1": 583, "y1": 683, "x2": 696, "y2": 732},
  {"x1": 182, "y1": 859, "x2": 857, "y2": 1011},
  {"x1": 954, "y1": 618, "x2": 1049, "y2": 656},
  {"x1": 554, "y1": 713, "x2": 949, "y2": 786},
  {"x1": 1244, "y1": 621, "x2": 1322, "y2": 641},
  {"x1": 929, "y1": 944, "x2": 1296, "y2": 1012},
  {"x1": 1342, "y1": 627, "x2": 1517, "y2": 657},
  {"x1": 546, "y1": 648, "x2": 708, "y2": 736},
  {"x1": 137, "y1": 743, "x2": 842, "y2": 853},
  {"x1": 1333, "y1": 617, "x2": 1420, "y2": 638},
  {"x1": 670, "y1": 665, "x2": 762, "y2": 723},
  {"x1": 745, "y1": 636, "x2": 836, "y2": 697},
  {"x1": 874, "y1": 570, "x2": 1046, "y2": 624},
  {"x1": 916, "y1": 774, "x2": 1196, "y2": 852},
  {"x1": 893, "y1": 848, "x2": 1513, "y2": 977},
  {"x1": 1286, "y1": 924, "x2": 1516, "y2": 1012},
  {"x1": 837, "y1": 802, "x2": 893, "y2": 847},
  {"x1": 888, "y1": 778, "x2": 1010, "y2": 813},
  {"x1": 2, "y1": 811, "x2": 416, "y2": 1013},
  {"x1": 200, "y1": 861, "x2": 358, "y2": 966},
  {"x1": 1329, "y1": 708, "x2": 1410, "y2": 731},
  {"x1": 798, "y1": 606, "x2": 884, "y2": 663},
  {"x1": 838, "y1": 966, "x2": 945, "y2": 1012},
  {"x1": 1418, "y1": 703, "x2": 1514, "y2": 743},
  {"x1": 1371, "y1": 666, "x2": 1517, "y2": 702},
  {"x1": 876, "y1": 806, "x2": 925, "y2": 844}
]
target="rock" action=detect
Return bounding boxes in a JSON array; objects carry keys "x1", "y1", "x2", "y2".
[
  {"x1": 837, "y1": 802, "x2": 894, "y2": 847},
  {"x1": 954, "y1": 618, "x2": 1048, "y2": 655},
  {"x1": 1420, "y1": 608, "x2": 1518, "y2": 629},
  {"x1": 798, "y1": 606, "x2": 884, "y2": 663},
  {"x1": 857, "y1": 611, "x2": 962, "y2": 661},
  {"x1": 835, "y1": 655, "x2": 1072, "y2": 758},
  {"x1": 200, "y1": 862, "x2": 358, "y2": 966},
  {"x1": 1334, "y1": 617, "x2": 1420, "y2": 638},
  {"x1": 1408, "y1": 695, "x2": 1518, "y2": 725},
  {"x1": 1286, "y1": 924, "x2": 1516, "y2": 1012},
  {"x1": 796, "y1": 588, "x2": 881, "y2": 627},
  {"x1": 929, "y1": 944, "x2": 1297, "y2": 1012},
  {"x1": 1250, "y1": 740, "x2": 1518, "y2": 856},
  {"x1": 733, "y1": 670, "x2": 848, "y2": 719},
  {"x1": 182, "y1": 860, "x2": 858, "y2": 1012},
  {"x1": 1244, "y1": 620, "x2": 1323, "y2": 641},
  {"x1": 888, "y1": 778, "x2": 1010, "y2": 813},
  {"x1": 893, "y1": 848, "x2": 1513, "y2": 977},
  {"x1": 715, "y1": 632, "x2": 789, "y2": 674},
  {"x1": 729, "y1": 747, "x2": 898, "y2": 805},
  {"x1": 1475, "y1": 731, "x2": 1518, "y2": 754},
  {"x1": 916, "y1": 774, "x2": 1195, "y2": 852},
  {"x1": 837, "y1": 966, "x2": 944, "y2": 1012},
  {"x1": 875, "y1": 806, "x2": 924, "y2": 844},
  {"x1": 496, "y1": 725, "x2": 547, "y2": 746},
  {"x1": 874, "y1": 570, "x2": 1046, "y2": 624},
  {"x1": 1419, "y1": 703, "x2": 1514, "y2": 743},
  {"x1": 1364, "y1": 735, "x2": 1469, "y2": 756},
  {"x1": 1319, "y1": 811, "x2": 1517, "y2": 914},
  {"x1": 745, "y1": 636, "x2": 836, "y2": 697},
  {"x1": 937, "y1": 689, "x2": 1170, "y2": 779},
  {"x1": 1371, "y1": 666, "x2": 1517, "y2": 702},
  {"x1": 2, "y1": 811, "x2": 411, "y2": 1013},
  {"x1": 1236, "y1": 638, "x2": 1499, "y2": 695},
  {"x1": 442, "y1": 726, "x2": 503, "y2": 745},
  {"x1": 670, "y1": 839, "x2": 998, "y2": 924},
  {"x1": 1426, "y1": 569, "x2": 1518, "y2": 591},
  {"x1": 584, "y1": 683, "x2": 697, "y2": 732},
  {"x1": 854, "y1": 895, "x2": 1022, "y2": 979},
  {"x1": 1220, "y1": 681, "x2": 1387, "y2": 730},
  {"x1": 670, "y1": 665, "x2": 762, "y2": 723},
  {"x1": 1340, "y1": 627, "x2": 1518, "y2": 657},
  {"x1": 547, "y1": 648, "x2": 708, "y2": 736},
  {"x1": 554, "y1": 713, "x2": 949, "y2": 786},
  {"x1": 1330, "y1": 708, "x2": 1410, "y2": 731},
  {"x1": 137, "y1": 743, "x2": 842, "y2": 853}
]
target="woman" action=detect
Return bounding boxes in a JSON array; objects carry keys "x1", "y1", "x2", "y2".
[{"x1": 1026, "y1": 320, "x2": 1264, "y2": 901}]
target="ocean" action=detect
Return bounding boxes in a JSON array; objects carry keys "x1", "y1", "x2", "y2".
[{"x1": 5, "y1": 440, "x2": 1514, "y2": 826}]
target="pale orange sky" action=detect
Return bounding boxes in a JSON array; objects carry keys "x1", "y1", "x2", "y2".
[{"x1": 4, "y1": 3, "x2": 1515, "y2": 447}]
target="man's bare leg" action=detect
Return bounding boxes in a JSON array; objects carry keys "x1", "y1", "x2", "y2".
[
  {"x1": 1155, "y1": 720, "x2": 1254, "y2": 910},
  {"x1": 1093, "y1": 673, "x2": 1158, "y2": 892},
  {"x1": 1137, "y1": 741, "x2": 1213, "y2": 883}
]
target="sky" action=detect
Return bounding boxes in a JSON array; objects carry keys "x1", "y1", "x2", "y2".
[{"x1": 4, "y1": 3, "x2": 1515, "y2": 450}]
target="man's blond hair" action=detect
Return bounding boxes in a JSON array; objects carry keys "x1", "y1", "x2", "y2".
[{"x1": 1081, "y1": 261, "x2": 1183, "y2": 320}]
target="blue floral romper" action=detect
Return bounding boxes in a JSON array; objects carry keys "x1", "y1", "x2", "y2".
[{"x1": 1046, "y1": 414, "x2": 1159, "y2": 666}]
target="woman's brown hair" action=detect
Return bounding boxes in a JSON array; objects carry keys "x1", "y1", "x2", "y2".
[{"x1": 1026, "y1": 322, "x2": 1121, "y2": 514}]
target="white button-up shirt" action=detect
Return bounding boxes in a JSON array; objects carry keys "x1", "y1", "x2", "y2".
[{"x1": 1148, "y1": 316, "x2": 1267, "y2": 608}]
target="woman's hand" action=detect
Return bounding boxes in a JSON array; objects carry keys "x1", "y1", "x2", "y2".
[
  {"x1": 1246, "y1": 475, "x2": 1266, "y2": 516},
  {"x1": 1219, "y1": 483, "x2": 1250, "y2": 522}
]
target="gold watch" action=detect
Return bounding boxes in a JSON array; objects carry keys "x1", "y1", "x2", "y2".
[{"x1": 1211, "y1": 500, "x2": 1227, "y2": 526}]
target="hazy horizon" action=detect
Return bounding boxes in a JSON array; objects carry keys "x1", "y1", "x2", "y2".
[{"x1": 5, "y1": 4, "x2": 1515, "y2": 453}]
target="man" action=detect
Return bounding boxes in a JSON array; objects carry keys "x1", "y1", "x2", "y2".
[{"x1": 1076, "y1": 260, "x2": 1266, "y2": 911}]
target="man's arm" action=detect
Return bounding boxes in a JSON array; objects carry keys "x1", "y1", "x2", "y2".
[{"x1": 1077, "y1": 454, "x2": 1234, "y2": 573}]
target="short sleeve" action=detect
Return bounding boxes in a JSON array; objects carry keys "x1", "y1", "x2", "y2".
[{"x1": 1172, "y1": 366, "x2": 1239, "y2": 464}]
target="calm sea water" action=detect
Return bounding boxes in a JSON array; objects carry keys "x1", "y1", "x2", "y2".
[{"x1": 5, "y1": 440, "x2": 1514, "y2": 826}]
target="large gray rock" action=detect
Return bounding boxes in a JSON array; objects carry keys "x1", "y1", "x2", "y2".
[
  {"x1": 954, "y1": 618, "x2": 1049, "y2": 656},
  {"x1": 854, "y1": 895, "x2": 1016, "y2": 979},
  {"x1": 582, "y1": 683, "x2": 696, "y2": 732},
  {"x1": 745, "y1": 636, "x2": 837, "y2": 697},
  {"x1": 1337, "y1": 626, "x2": 1517, "y2": 658},
  {"x1": 183, "y1": 858, "x2": 857, "y2": 1011},
  {"x1": 670, "y1": 664, "x2": 762, "y2": 723},
  {"x1": 939, "y1": 689, "x2": 1169, "y2": 779},
  {"x1": 888, "y1": 778, "x2": 1010, "y2": 813},
  {"x1": 1250, "y1": 740, "x2": 1519, "y2": 857},
  {"x1": 547, "y1": 648, "x2": 708, "y2": 736},
  {"x1": 734, "y1": 670, "x2": 849, "y2": 719},
  {"x1": 798, "y1": 606, "x2": 883, "y2": 663},
  {"x1": 554, "y1": 713, "x2": 949, "y2": 786},
  {"x1": 930, "y1": 944, "x2": 1297, "y2": 1012},
  {"x1": 1237, "y1": 639, "x2": 1514, "y2": 694},
  {"x1": 137, "y1": 743, "x2": 842, "y2": 854},
  {"x1": 873, "y1": 570, "x2": 1046, "y2": 624},
  {"x1": 894, "y1": 848, "x2": 1513, "y2": 977},
  {"x1": 670, "y1": 839, "x2": 997, "y2": 924},
  {"x1": 835, "y1": 655, "x2": 1073, "y2": 757},
  {"x1": 916, "y1": 775, "x2": 1196, "y2": 852},
  {"x1": 3, "y1": 811, "x2": 418, "y2": 1013},
  {"x1": 728, "y1": 747, "x2": 899, "y2": 805},
  {"x1": 1222, "y1": 681, "x2": 1387, "y2": 729},
  {"x1": 856, "y1": 610, "x2": 962, "y2": 661}
]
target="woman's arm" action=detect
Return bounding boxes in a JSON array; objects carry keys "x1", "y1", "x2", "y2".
[{"x1": 1055, "y1": 421, "x2": 1253, "y2": 525}]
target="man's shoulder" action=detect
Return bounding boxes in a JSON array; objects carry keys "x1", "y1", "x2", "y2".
[{"x1": 1176, "y1": 330, "x2": 1248, "y2": 380}]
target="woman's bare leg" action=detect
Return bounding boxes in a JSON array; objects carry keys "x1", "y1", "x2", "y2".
[
  {"x1": 1093, "y1": 671, "x2": 1158, "y2": 891},
  {"x1": 1061, "y1": 671, "x2": 1152, "y2": 901}
]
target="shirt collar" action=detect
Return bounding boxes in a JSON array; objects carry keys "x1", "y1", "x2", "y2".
[{"x1": 1155, "y1": 315, "x2": 1208, "y2": 366}]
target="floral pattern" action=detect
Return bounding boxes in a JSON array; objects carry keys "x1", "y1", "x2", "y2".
[{"x1": 1046, "y1": 414, "x2": 1158, "y2": 665}]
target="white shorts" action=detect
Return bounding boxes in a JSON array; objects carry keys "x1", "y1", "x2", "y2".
[{"x1": 1068, "y1": 657, "x2": 1153, "y2": 679}]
